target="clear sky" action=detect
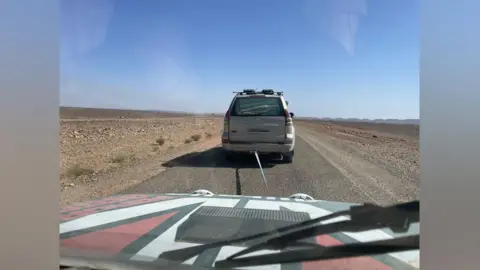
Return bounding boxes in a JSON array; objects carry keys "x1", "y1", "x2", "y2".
[{"x1": 60, "y1": 0, "x2": 419, "y2": 119}]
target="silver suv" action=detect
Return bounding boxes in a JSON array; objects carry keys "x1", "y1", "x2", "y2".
[{"x1": 221, "y1": 89, "x2": 295, "y2": 163}]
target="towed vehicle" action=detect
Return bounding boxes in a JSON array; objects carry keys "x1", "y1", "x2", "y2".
[
  {"x1": 60, "y1": 155, "x2": 419, "y2": 270},
  {"x1": 222, "y1": 89, "x2": 296, "y2": 163}
]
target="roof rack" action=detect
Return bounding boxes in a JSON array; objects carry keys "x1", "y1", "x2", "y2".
[
  {"x1": 261, "y1": 89, "x2": 274, "y2": 95},
  {"x1": 232, "y1": 89, "x2": 284, "y2": 96}
]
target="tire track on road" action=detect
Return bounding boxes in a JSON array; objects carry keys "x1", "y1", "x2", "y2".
[
  {"x1": 122, "y1": 127, "x2": 415, "y2": 205},
  {"x1": 297, "y1": 126, "x2": 413, "y2": 205}
]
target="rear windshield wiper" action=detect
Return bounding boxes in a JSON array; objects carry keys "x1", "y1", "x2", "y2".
[
  {"x1": 238, "y1": 111, "x2": 261, "y2": 116},
  {"x1": 160, "y1": 200, "x2": 418, "y2": 263}
]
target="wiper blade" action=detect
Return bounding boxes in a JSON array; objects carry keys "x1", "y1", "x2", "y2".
[
  {"x1": 228, "y1": 200, "x2": 418, "y2": 259},
  {"x1": 238, "y1": 111, "x2": 260, "y2": 115},
  {"x1": 160, "y1": 200, "x2": 418, "y2": 263},
  {"x1": 160, "y1": 210, "x2": 349, "y2": 262},
  {"x1": 215, "y1": 234, "x2": 419, "y2": 268}
]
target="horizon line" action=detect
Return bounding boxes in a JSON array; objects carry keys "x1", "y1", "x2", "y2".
[{"x1": 59, "y1": 106, "x2": 420, "y2": 122}]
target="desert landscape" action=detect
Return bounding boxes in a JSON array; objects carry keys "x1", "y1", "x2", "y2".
[
  {"x1": 60, "y1": 107, "x2": 224, "y2": 205},
  {"x1": 60, "y1": 107, "x2": 419, "y2": 206}
]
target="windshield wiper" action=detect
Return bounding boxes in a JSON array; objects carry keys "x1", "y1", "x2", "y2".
[
  {"x1": 214, "y1": 201, "x2": 418, "y2": 268},
  {"x1": 227, "y1": 200, "x2": 418, "y2": 259},
  {"x1": 160, "y1": 209, "x2": 348, "y2": 262},
  {"x1": 215, "y1": 234, "x2": 419, "y2": 268},
  {"x1": 160, "y1": 200, "x2": 418, "y2": 263}
]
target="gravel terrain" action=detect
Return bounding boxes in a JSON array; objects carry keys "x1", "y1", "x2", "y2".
[
  {"x1": 60, "y1": 107, "x2": 419, "y2": 206},
  {"x1": 60, "y1": 108, "x2": 223, "y2": 205}
]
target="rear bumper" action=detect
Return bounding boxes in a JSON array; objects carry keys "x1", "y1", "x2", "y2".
[{"x1": 222, "y1": 142, "x2": 294, "y2": 154}]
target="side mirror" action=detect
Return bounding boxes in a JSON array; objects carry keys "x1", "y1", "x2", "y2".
[{"x1": 289, "y1": 112, "x2": 294, "y2": 118}]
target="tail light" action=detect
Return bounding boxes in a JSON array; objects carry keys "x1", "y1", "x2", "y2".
[
  {"x1": 284, "y1": 109, "x2": 292, "y2": 126},
  {"x1": 222, "y1": 110, "x2": 231, "y2": 143},
  {"x1": 284, "y1": 109, "x2": 293, "y2": 143},
  {"x1": 225, "y1": 110, "x2": 231, "y2": 121}
]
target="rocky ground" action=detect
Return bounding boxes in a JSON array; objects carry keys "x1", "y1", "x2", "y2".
[
  {"x1": 297, "y1": 120, "x2": 420, "y2": 194},
  {"x1": 60, "y1": 107, "x2": 419, "y2": 206},
  {"x1": 60, "y1": 107, "x2": 223, "y2": 205}
]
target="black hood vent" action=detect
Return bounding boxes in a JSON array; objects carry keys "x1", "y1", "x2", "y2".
[{"x1": 175, "y1": 206, "x2": 310, "y2": 246}]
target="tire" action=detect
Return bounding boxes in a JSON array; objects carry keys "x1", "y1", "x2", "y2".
[{"x1": 283, "y1": 151, "x2": 294, "y2": 163}]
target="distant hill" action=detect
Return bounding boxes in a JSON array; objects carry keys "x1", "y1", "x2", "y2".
[
  {"x1": 323, "y1": 118, "x2": 419, "y2": 125},
  {"x1": 60, "y1": 106, "x2": 419, "y2": 125},
  {"x1": 297, "y1": 117, "x2": 419, "y2": 125}
]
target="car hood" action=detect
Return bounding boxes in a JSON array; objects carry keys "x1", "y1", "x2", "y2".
[{"x1": 60, "y1": 193, "x2": 419, "y2": 269}]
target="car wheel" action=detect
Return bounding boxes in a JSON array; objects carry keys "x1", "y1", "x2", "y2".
[{"x1": 283, "y1": 151, "x2": 294, "y2": 163}]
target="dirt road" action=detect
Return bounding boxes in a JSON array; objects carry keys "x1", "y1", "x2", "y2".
[
  {"x1": 60, "y1": 107, "x2": 419, "y2": 206},
  {"x1": 122, "y1": 123, "x2": 419, "y2": 206}
]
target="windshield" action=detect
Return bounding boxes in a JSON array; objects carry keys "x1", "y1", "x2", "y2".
[
  {"x1": 60, "y1": 0, "x2": 419, "y2": 269},
  {"x1": 232, "y1": 97, "x2": 284, "y2": 116}
]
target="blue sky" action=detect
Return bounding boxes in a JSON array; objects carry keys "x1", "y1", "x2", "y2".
[{"x1": 60, "y1": 0, "x2": 419, "y2": 119}]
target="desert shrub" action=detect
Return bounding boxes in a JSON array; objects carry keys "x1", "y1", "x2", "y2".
[
  {"x1": 191, "y1": 134, "x2": 201, "y2": 141},
  {"x1": 67, "y1": 164, "x2": 94, "y2": 178},
  {"x1": 156, "y1": 137, "x2": 165, "y2": 145}
]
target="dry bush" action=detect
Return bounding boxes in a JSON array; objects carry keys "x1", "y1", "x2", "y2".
[
  {"x1": 184, "y1": 138, "x2": 193, "y2": 144},
  {"x1": 67, "y1": 164, "x2": 94, "y2": 178},
  {"x1": 191, "y1": 134, "x2": 202, "y2": 141},
  {"x1": 111, "y1": 154, "x2": 127, "y2": 163},
  {"x1": 110, "y1": 153, "x2": 136, "y2": 163},
  {"x1": 156, "y1": 137, "x2": 165, "y2": 145},
  {"x1": 205, "y1": 132, "x2": 213, "y2": 138}
]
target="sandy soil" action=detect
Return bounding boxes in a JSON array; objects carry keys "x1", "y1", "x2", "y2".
[{"x1": 60, "y1": 107, "x2": 223, "y2": 205}]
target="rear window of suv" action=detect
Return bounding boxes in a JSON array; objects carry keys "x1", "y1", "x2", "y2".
[{"x1": 231, "y1": 96, "x2": 284, "y2": 117}]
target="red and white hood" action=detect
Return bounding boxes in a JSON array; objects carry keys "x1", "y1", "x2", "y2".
[{"x1": 60, "y1": 193, "x2": 420, "y2": 269}]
